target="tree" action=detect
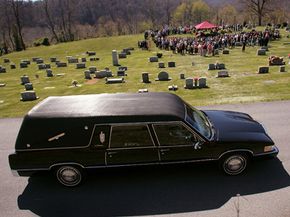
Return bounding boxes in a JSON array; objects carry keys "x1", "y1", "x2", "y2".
[
  {"x1": 191, "y1": 0, "x2": 210, "y2": 24},
  {"x1": 219, "y1": 5, "x2": 238, "y2": 25},
  {"x1": 43, "y1": 0, "x2": 59, "y2": 42},
  {"x1": 243, "y1": 0, "x2": 272, "y2": 26}
]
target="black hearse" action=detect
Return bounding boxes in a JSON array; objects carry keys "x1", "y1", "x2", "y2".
[{"x1": 9, "y1": 92, "x2": 278, "y2": 187}]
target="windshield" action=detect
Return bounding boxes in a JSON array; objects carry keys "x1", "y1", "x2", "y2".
[{"x1": 185, "y1": 104, "x2": 212, "y2": 139}]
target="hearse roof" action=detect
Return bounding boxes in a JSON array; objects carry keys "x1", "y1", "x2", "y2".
[{"x1": 27, "y1": 92, "x2": 186, "y2": 121}]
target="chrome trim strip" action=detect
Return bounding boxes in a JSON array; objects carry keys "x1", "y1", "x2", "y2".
[
  {"x1": 218, "y1": 149, "x2": 254, "y2": 159},
  {"x1": 253, "y1": 146, "x2": 279, "y2": 157},
  {"x1": 49, "y1": 162, "x2": 85, "y2": 170}
]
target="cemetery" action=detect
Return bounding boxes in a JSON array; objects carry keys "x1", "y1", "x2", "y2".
[{"x1": 0, "y1": 27, "x2": 289, "y2": 117}]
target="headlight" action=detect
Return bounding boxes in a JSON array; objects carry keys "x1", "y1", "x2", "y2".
[{"x1": 264, "y1": 145, "x2": 275, "y2": 152}]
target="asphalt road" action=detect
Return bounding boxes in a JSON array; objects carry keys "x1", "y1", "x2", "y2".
[{"x1": 0, "y1": 100, "x2": 289, "y2": 217}]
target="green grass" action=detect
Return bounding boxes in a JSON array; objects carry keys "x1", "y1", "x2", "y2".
[{"x1": 0, "y1": 29, "x2": 290, "y2": 118}]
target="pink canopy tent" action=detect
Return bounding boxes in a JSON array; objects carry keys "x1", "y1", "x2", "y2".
[{"x1": 195, "y1": 21, "x2": 217, "y2": 30}]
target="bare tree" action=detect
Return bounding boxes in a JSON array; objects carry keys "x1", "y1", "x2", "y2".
[
  {"x1": 43, "y1": 0, "x2": 59, "y2": 42},
  {"x1": 243, "y1": 0, "x2": 272, "y2": 25}
]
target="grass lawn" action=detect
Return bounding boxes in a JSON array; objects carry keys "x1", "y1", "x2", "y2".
[{"x1": 0, "y1": 28, "x2": 289, "y2": 118}]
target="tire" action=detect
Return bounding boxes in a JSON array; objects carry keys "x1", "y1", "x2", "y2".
[
  {"x1": 221, "y1": 153, "x2": 248, "y2": 175},
  {"x1": 56, "y1": 165, "x2": 83, "y2": 187}
]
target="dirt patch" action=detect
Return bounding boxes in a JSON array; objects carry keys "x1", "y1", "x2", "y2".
[{"x1": 85, "y1": 78, "x2": 100, "y2": 85}]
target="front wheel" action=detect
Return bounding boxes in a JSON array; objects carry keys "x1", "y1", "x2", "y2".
[
  {"x1": 56, "y1": 165, "x2": 83, "y2": 187},
  {"x1": 221, "y1": 154, "x2": 248, "y2": 175}
]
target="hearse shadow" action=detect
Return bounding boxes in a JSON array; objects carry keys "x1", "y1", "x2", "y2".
[{"x1": 18, "y1": 158, "x2": 290, "y2": 217}]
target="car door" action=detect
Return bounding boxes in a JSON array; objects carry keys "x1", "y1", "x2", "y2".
[
  {"x1": 106, "y1": 124, "x2": 159, "y2": 165},
  {"x1": 153, "y1": 122, "x2": 211, "y2": 162}
]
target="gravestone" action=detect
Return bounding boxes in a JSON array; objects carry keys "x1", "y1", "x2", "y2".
[
  {"x1": 142, "y1": 72, "x2": 150, "y2": 83},
  {"x1": 84, "y1": 70, "x2": 91, "y2": 79},
  {"x1": 122, "y1": 49, "x2": 131, "y2": 55},
  {"x1": 149, "y1": 56, "x2": 158, "y2": 62},
  {"x1": 38, "y1": 64, "x2": 46, "y2": 70},
  {"x1": 258, "y1": 66, "x2": 269, "y2": 74},
  {"x1": 89, "y1": 66, "x2": 97, "y2": 73},
  {"x1": 0, "y1": 83, "x2": 6, "y2": 87},
  {"x1": 105, "y1": 77, "x2": 124, "y2": 84},
  {"x1": 261, "y1": 46, "x2": 269, "y2": 51},
  {"x1": 20, "y1": 75, "x2": 30, "y2": 85},
  {"x1": 222, "y1": 50, "x2": 230, "y2": 54},
  {"x1": 90, "y1": 57, "x2": 100, "y2": 61},
  {"x1": 235, "y1": 42, "x2": 242, "y2": 46},
  {"x1": 36, "y1": 59, "x2": 44, "y2": 64},
  {"x1": 76, "y1": 63, "x2": 86, "y2": 69},
  {"x1": 45, "y1": 64, "x2": 51, "y2": 69},
  {"x1": 168, "y1": 85, "x2": 178, "y2": 91},
  {"x1": 46, "y1": 69, "x2": 53, "y2": 77},
  {"x1": 20, "y1": 62, "x2": 28, "y2": 68},
  {"x1": 157, "y1": 52, "x2": 163, "y2": 58},
  {"x1": 199, "y1": 77, "x2": 207, "y2": 88},
  {"x1": 156, "y1": 71, "x2": 171, "y2": 81},
  {"x1": 87, "y1": 51, "x2": 96, "y2": 56},
  {"x1": 214, "y1": 49, "x2": 219, "y2": 55},
  {"x1": 257, "y1": 49, "x2": 266, "y2": 55},
  {"x1": 32, "y1": 57, "x2": 40, "y2": 62},
  {"x1": 112, "y1": 50, "x2": 119, "y2": 66},
  {"x1": 118, "y1": 53, "x2": 127, "y2": 59},
  {"x1": 117, "y1": 70, "x2": 126, "y2": 76},
  {"x1": 0, "y1": 66, "x2": 6, "y2": 73},
  {"x1": 10, "y1": 64, "x2": 16, "y2": 69},
  {"x1": 208, "y1": 64, "x2": 216, "y2": 70},
  {"x1": 118, "y1": 66, "x2": 127, "y2": 71},
  {"x1": 279, "y1": 66, "x2": 286, "y2": 72},
  {"x1": 68, "y1": 57, "x2": 78, "y2": 64},
  {"x1": 20, "y1": 91, "x2": 38, "y2": 101},
  {"x1": 4, "y1": 58, "x2": 10, "y2": 63},
  {"x1": 50, "y1": 57, "x2": 57, "y2": 62},
  {"x1": 168, "y1": 61, "x2": 176, "y2": 68},
  {"x1": 56, "y1": 62, "x2": 67, "y2": 67},
  {"x1": 158, "y1": 62, "x2": 165, "y2": 68},
  {"x1": 217, "y1": 71, "x2": 229, "y2": 78},
  {"x1": 185, "y1": 78, "x2": 194, "y2": 89},
  {"x1": 24, "y1": 83, "x2": 33, "y2": 91},
  {"x1": 216, "y1": 63, "x2": 226, "y2": 70},
  {"x1": 180, "y1": 73, "x2": 185, "y2": 79},
  {"x1": 81, "y1": 57, "x2": 86, "y2": 62},
  {"x1": 138, "y1": 89, "x2": 148, "y2": 93},
  {"x1": 95, "y1": 70, "x2": 113, "y2": 79}
]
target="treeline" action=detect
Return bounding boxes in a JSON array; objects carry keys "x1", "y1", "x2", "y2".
[{"x1": 0, "y1": 0, "x2": 289, "y2": 54}]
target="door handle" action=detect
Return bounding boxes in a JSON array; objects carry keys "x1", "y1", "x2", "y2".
[
  {"x1": 107, "y1": 151, "x2": 118, "y2": 157},
  {"x1": 160, "y1": 148, "x2": 170, "y2": 155}
]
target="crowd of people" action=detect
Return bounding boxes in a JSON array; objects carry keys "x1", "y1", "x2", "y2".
[{"x1": 139, "y1": 25, "x2": 281, "y2": 56}]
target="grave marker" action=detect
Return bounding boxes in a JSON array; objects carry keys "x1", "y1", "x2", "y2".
[
  {"x1": 76, "y1": 63, "x2": 86, "y2": 69},
  {"x1": 185, "y1": 78, "x2": 194, "y2": 89},
  {"x1": 149, "y1": 56, "x2": 158, "y2": 62},
  {"x1": 142, "y1": 72, "x2": 150, "y2": 83},
  {"x1": 24, "y1": 83, "x2": 33, "y2": 91},
  {"x1": 168, "y1": 61, "x2": 176, "y2": 67},
  {"x1": 222, "y1": 50, "x2": 230, "y2": 54},
  {"x1": 156, "y1": 71, "x2": 171, "y2": 81},
  {"x1": 105, "y1": 77, "x2": 124, "y2": 84},
  {"x1": 46, "y1": 69, "x2": 53, "y2": 77},
  {"x1": 20, "y1": 75, "x2": 30, "y2": 85},
  {"x1": 217, "y1": 71, "x2": 229, "y2": 78},
  {"x1": 20, "y1": 91, "x2": 38, "y2": 101},
  {"x1": 118, "y1": 53, "x2": 127, "y2": 59},
  {"x1": 258, "y1": 66, "x2": 269, "y2": 74},
  {"x1": 199, "y1": 77, "x2": 207, "y2": 88},
  {"x1": 84, "y1": 70, "x2": 91, "y2": 79},
  {"x1": 112, "y1": 50, "x2": 119, "y2": 66},
  {"x1": 208, "y1": 64, "x2": 216, "y2": 70},
  {"x1": 257, "y1": 49, "x2": 266, "y2": 55}
]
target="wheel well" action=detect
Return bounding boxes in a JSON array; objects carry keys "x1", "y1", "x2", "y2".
[
  {"x1": 218, "y1": 150, "x2": 253, "y2": 160},
  {"x1": 49, "y1": 163, "x2": 85, "y2": 171}
]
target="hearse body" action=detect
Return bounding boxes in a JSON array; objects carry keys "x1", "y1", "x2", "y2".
[{"x1": 9, "y1": 92, "x2": 278, "y2": 186}]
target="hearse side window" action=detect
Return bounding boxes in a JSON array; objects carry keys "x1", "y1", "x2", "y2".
[
  {"x1": 153, "y1": 123, "x2": 198, "y2": 146},
  {"x1": 110, "y1": 125, "x2": 154, "y2": 148},
  {"x1": 90, "y1": 125, "x2": 110, "y2": 148}
]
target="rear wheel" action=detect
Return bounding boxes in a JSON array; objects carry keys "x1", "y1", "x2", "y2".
[
  {"x1": 56, "y1": 165, "x2": 83, "y2": 187},
  {"x1": 221, "y1": 153, "x2": 248, "y2": 175}
]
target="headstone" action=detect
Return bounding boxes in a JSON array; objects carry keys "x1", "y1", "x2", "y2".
[
  {"x1": 105, "y1": 77, "x2": 124, "y2": 84},
  {"x1": 279, "y1": 66, "x2": 286, "y2": 72},
  {"x1": 257, "y1": 49, "x2": 266, "y2": 55},
  {"x1": 21, "y1": 60, "x2": 30, "y2": 65},
  {"x1": 90, "y1": 57, "x2": 100, "y2": 61},
  {"x1": 36, "y1": 59, "x2": 44, "y2": 64},
  {"x1": 158, "y1": 62, "x2": 165, "y2": 68},
  {"x1": 214, "y1": 49, "x2": 219, "y2": 55},
  {"x1": 261, "y1": 46, "x2": 269, "y2": 51},
  {"x1": 127, "y1": 47, "x2": 134, "y2": 51},
  {"x1": 258, "y1": 66, "x2": 269, "y2": 74},
  {"x1": 168, "y1": 61, "x2": 176, "y2": 67},
  {"x1": 24, "y1": 83, "x2": 33, "y2": 91},
  {"x1": 89, "y1": 66, "x2": 97, "y2": 73},
  {"x1": 138, "y1": 89, "x2": 148, "y2": 93},
  {"x1": 222, "y1": 50, "x2": 230, "y2": 54},
  {"x1": 38, "y1": 64, "x2": 46, "y2": 70},
  {"x1": 216, "y1": 63, "x2": 226, "y2": 70},
  {"x1": 0, "y1": 83, "x2": 6, "y2": 87},
  {"x1": 20, "y1": 62, "x2": 28, "y2": 68},
  {"x1": 84, "y1": 70, "x2": 91, "y2": 79},
  {"x1": 112, "y1": 50, "x2": 119, "y2": 66},
  {"x1": 56, "y1": 62, "x2": 67, "y2": 67},
  {"x1": 76, "y1": 63, "x2": 86, "y2": 69},
  {"x1": 4, "y1": 58, "x2": 10, "y2": 63},
  {"x1": 199, "y1": 77, "x2": 207, "y2": 88},
  {"x1": 142, "y1": 72, "x2": 150, "y2": 83},
  {"x1": 180, "y1": 73, "x2": 185, "y2": 79},
  {"x1": 118, "y1": 53, "x2": 127, "y2": 59},
  {"x1": 0, "y1": 66, "x2": 6, "y2": 73},
  {"x1": 45, "y1": 64, "x2": 51, "y2": 69},
  {"x1": 117, "y1": 70, "x2": 126, "y2": 76},
  {"x1": 149, "y1": 56, "x2": 158, "y2": 62},
  {"x1": 20, "y1": 91, "x2": 38, "y2": 101},
  {"x1": 10, "y1": 64, "x2": 16, "y2": 69},
  {"x1": 46, "y1": 69, "x2": 53, "y2": 77},
  {"x1": 157, "y1": 53, "x2": 163, "y2": 58},
  {"x1": 156, "y1": 71, "x2": 171, "y2": 81},
  {"x1": 208, "y1": 64, "x2": 216, "y2": 70},
  {"x1": 185, "y1": 78, "x2": 194, "y2": 89},
  {"x1": 118, "y1": 66, "x2": 127, "y2": 71},
  {"x1": 81, "y1": 57, "x2": 86, "y2": 62},
  {"x1": 95, "y1": 70, "x2": 113, "y2": 79},
  {"x1": 235, "y1": 42, "x2": 242, "y2": 46},
  {"x1": 20, "y1": 75, "x2": 30, "y2": 85},
  {"x1": 68, "y1": 57, "x2": 78, "y2": 64},
  {"x1": 217, "y1": 71, "x2": 230, "y2": 78},
  {"x1": 66, "y1": 56, "x2": 73, "y2": 60},
  {"x1": 168, "y1": 85, "x2": 178, "y2": 91},
  {"x1": 122, "y1": 49, "x2": 131, "y2": 55},
  {"x1": 50, "y1": 57, "x2": 57, "y2": 62},
  {"x1": 32, "y1": 57, "x2": 40, "y2": 62},
  {"x1": 87, "y1": 51, "x2": 96, "y2": 56}
]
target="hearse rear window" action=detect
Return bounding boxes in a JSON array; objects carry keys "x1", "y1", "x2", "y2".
[{"x1": 110, "y1": 125, "x2": 154, "y2": 148}]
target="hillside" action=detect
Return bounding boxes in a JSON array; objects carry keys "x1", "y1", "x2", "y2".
[{"x1": 0, "y1": 30, "x2": 289, "y2": 118}]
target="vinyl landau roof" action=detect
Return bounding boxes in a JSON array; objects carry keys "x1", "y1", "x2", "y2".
[{"x1": 28, "y1": 92, "x2": 186, "y2": 120}]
